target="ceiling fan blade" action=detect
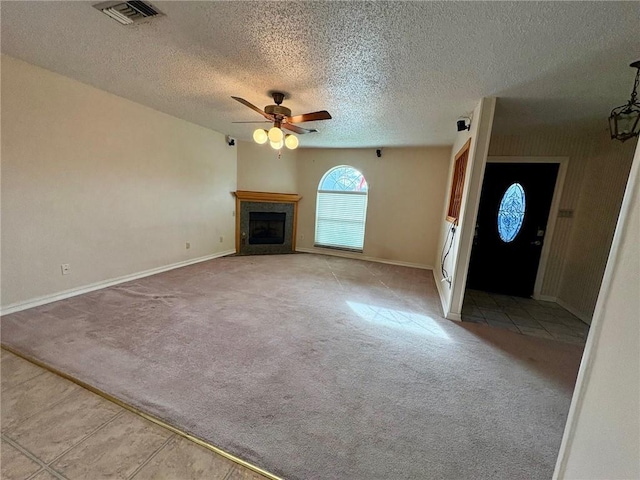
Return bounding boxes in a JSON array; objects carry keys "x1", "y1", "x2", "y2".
[
  {"x1": 232, "y1": 121, "x2": 272, "y2": 124},
  {"x1": 282, "y1": 123, "x2": 317, "y2": 134},
  {"x1": 231, "y1": 96, "x2": 274, "y2": 121},
  {"x1": 287, "y1": 111, "x2": 332, "y2": 123}
]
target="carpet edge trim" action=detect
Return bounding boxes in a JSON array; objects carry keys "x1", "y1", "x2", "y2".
[
  {"x1": 295, "y1": 247, "x2": 433, "y2": 270},
  {"x1": 0, "y1": 249, "x2": 237, "y2": 315},
  {"x1": 0, "y1": 344, "x2": 283, "y2": 480}
]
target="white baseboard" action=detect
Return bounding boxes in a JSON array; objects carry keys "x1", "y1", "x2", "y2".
[
  {"x1": 432, "y1": 270, "x2": 449, "y2": 318},
  {"x1": 448, "y1": 312, "x2": 462, "y2": 322},
  {"x1": 295, "y1": 247, "x2": 433, "y2": 270},
  {"x1": 0, "y1": 250, "x2": 236, "y2": 316}
]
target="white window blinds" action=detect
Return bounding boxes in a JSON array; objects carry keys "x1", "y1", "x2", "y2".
[{"x1": 315, "y1": 191, "x2": 367, "y2": 251}]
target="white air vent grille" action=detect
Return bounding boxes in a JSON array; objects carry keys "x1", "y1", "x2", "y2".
[{"x1": 94, "y1": 1, "x2": 163, "y2": 25}]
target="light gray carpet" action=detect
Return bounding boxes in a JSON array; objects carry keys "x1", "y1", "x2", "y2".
[{"x1": 1, "y1": 253, "x2": 583, "y2": 479}]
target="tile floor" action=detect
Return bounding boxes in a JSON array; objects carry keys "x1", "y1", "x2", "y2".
[
  {"x1": 0, "y1": 348, "x2": 268, "y2": 480},
  {"x1": 462, "y1": 289, "x2": 589, "y2": 345}
]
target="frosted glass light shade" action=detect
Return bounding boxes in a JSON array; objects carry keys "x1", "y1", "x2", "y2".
[
  {"x1": 268, "y1": 126, "x2": 283, "y2": 142},
  {"x1": 253, "y1": 129, "x2": 268, "y2": 144},
  {"x1": 270, "y1": 139, "x2": 284, "y2": 150},
  {"x1": 285, "y1": 134, "x2": 299, "y2": 149}
]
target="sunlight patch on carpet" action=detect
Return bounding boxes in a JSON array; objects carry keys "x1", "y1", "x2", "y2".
[{"x1": 346, "y1": 301, "x2": 450, "y2": 339}]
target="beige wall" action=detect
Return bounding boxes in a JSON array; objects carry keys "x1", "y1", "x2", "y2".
[
  {"x1": 1, "y1": 55, "x2": 237, "y2": 308},
  {"x1": 489, "y1": 128, "x2": 636, "y2": 321},
  {"x1": 558, "y1": 136, "x2": 636, "y2": 320},
  {"x1": 295, "y1": 147, "x2": 451, "y2": 268},
  {"x1": 237, "y1": 140, "x2": 298, "y2": 193},
  {"x1": 555, "y1": 139, "x2": 640, "y2": 479}
]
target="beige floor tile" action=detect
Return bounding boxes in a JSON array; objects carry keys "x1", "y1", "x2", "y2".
[
  {"x1": 461, "y1": 305, "x2": 483, "y2": 318},
  {"x1": 558, "y1": 316, "x2": 590, "y2": 332},
  {"x1": 51, "y1": 410, "x2": 171, "y2": 479},
  {"x1": 536, "y1": 300, "x2": 565, "y2": 311},
  {"x1": 0, "y1": 440, "x2": 42, "y2": 480},
  {"x1": 225, "y1": 465, "x2": 268, "y2": 480},
  {"x1": 131, "y1": 435, "x2": 234, "y2": 480},
  {"x1": 31, "y1": 470, "x2": 60, "y2": 480},
  {"x1": 551, "y1": 308, "x2": 579, "y2": 319},
  {"x1": 479, "y1": 309, "x2": 511, "y2": 323},
  {"x1": 517, "y1": 326, "x2": 554, "y2": 339},
  {"x1": 1, "y1": 353, "x2": 46, "y2": 392},
  {"x1": 502, "y1": 306, "x2": 533, "y2": 319},
  {"x1": 6, "y1": 387, "x2": 122, "y2": 463},
  {"x1": 513, "y1": 297, "x2": 539, "y2": 306},
  {"x1": 485, "y1": 319, "x2": 519, "y2": 332},
  {"x1": 474, "y1": 297, "x2": 499, "y2": 308},
  {"x1": 1, "y1": 371, "x2": 81, "y2": 432},
  {"x1": 539, "y1": 321, "x2": 579, "y2": 336},
  {"x1": 508, "y1": 315, "x2": 543, "y2": 329},
  {"x1": 491, "y1": 295, "x2": 519, "y2": 306},
  {"x1": 550, "y1": 333, "x2": 587, "y2": 345},
  {"x1": 525, "y1": 309, "x2": 560, "y2": 323},
  {"x1": 461, "y1": 315, "x2": 487, "y2": 325}
]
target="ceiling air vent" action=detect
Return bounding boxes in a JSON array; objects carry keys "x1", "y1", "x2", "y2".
[{"x1": 94, "y1": 1, "x2": 163, "y2": 25}]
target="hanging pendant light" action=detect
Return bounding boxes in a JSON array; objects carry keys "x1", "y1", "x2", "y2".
[{"x1": 609, "y1": 61, "x2": 640, "y2": 142}]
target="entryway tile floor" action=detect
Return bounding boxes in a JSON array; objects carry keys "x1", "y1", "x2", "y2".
[
  {"x1": 462, "y1": 289, "x2": 589, "y2": 345},
  {"x1": 1, "y1": 348, "x2": 268, "y2": 480}
]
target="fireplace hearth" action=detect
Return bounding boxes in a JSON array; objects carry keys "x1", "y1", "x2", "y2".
[{"x1": 234, "y1": 191, "x2": 302, "y2": 255}]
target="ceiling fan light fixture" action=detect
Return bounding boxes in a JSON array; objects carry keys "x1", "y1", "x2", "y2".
[
  {"x1": 609, "y1": 60, "x2": 640, "y2": 142},
  {"x1": 270, "y1": 139, "x2": 284, "y2": 150},
  {"x1": 285, "y1": 134, "x2": 299, "y2": 150},
  {"x1": 253, "y1": 128, "x2": 268, "y2": 144},
  {"x1": 268, "y1": 126, "x2": 283, "y2": 143},
  {"x1": 231, "y1": 93, "x2": 331, "y2": 151}
]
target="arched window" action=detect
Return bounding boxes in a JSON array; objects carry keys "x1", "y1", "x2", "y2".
[{"x1": 315, "y1": 165, "x2": 368, "y2": 251}]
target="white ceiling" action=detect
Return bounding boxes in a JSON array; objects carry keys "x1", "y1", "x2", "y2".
[{"x1": 2, "y1": 1, "x2": 639, "y2": 148}]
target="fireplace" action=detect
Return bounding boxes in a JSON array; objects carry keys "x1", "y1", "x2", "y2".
[
  {"x1": 249, "y1": 212, "x2": 285, "y2": 245},
  {"x1": 234, "y1": 191, "x2": 302, "y2": 255}
]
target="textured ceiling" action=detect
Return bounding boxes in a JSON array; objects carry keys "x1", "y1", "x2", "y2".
[{"x1": 2, "y1": 1, "x2": 639, "y2": 147}]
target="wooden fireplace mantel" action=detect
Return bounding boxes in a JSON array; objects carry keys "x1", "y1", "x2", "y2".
[
  {"x1": 233, "y1": 191, "x2": 302, "y2": 253},
  {"x1": 233, "y1": 190, "x2": 302, "y2": 203}
]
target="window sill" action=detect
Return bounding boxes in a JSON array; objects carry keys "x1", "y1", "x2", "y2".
[{"x1": 314, "y1": 244, "x2": 363, "y2": 254}]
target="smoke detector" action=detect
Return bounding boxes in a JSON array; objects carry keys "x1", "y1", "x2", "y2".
[{"x1": 93, "y1": 1, "x2": 163, "y2": 25}]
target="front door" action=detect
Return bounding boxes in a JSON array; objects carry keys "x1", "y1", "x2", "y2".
[{"x1": 466, "y1": 162, "x2": 559, "y2": 297}]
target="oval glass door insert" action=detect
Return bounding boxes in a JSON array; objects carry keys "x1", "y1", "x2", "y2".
[{"x1": 497, "y1": 183, "x2": 526, "y2": 242}]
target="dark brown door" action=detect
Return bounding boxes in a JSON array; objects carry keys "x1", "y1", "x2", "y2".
[{"x1": 466, "y1": 162, "x2": 559, "y2": 297}]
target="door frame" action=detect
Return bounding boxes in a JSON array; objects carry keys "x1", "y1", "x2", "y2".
[{"x1": 484, "y1": 156, "x2": 568, "y2": 299}]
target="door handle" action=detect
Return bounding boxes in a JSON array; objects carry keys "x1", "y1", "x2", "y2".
[{"x1": 530, "y1": 240, "x2": 542, "y2": 246}]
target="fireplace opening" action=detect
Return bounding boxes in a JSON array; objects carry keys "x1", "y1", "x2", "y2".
[{"x1": 249, "y1": 212, "x2": 286, "y2": 245}]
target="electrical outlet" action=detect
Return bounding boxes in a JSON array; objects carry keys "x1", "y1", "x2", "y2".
[
  {"x1": 61, "y1": 264, "x2": 70, "y2": 275},
  {"x1": 186, "y1": 242, "x2": 191, "y2": 250},
  {"x1": 232, "y1": 211, "x2": 235, "y2": 217},
  {"x1": 300, "y1": 233, "x2": 305, "y2": 240},
  {"x1": 219, "y1": 236, "x2": 224, "y2": 243}
]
